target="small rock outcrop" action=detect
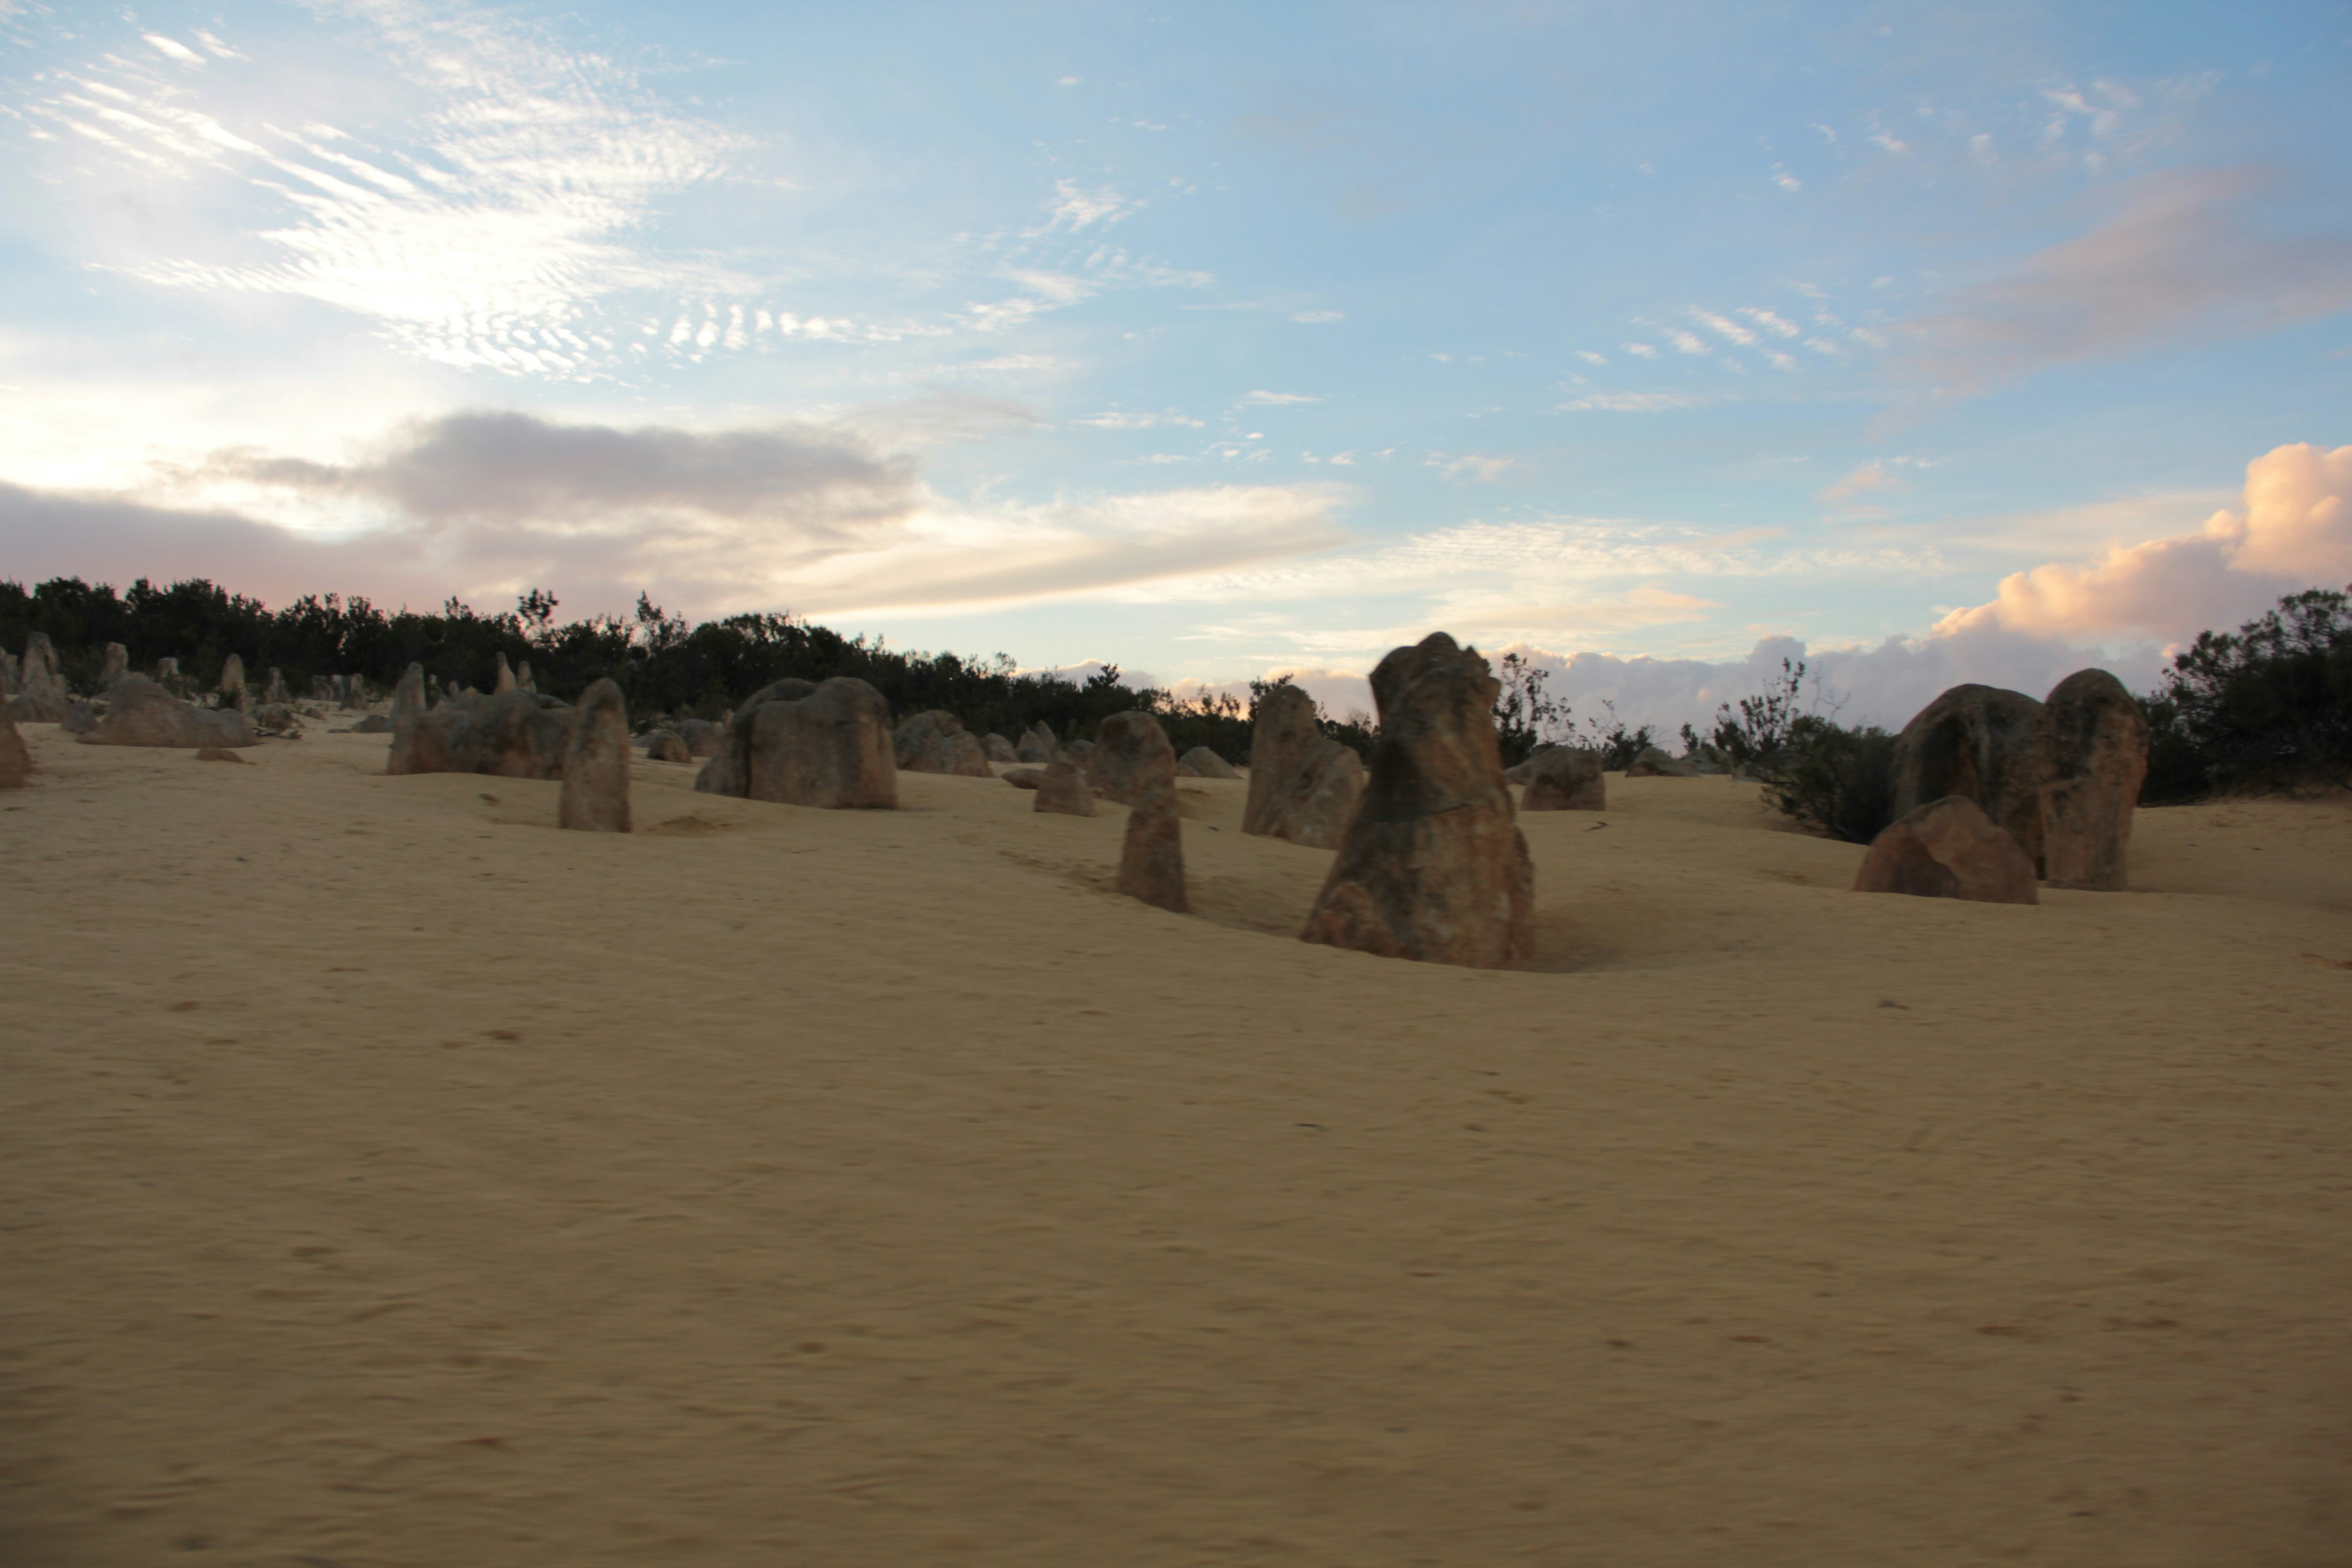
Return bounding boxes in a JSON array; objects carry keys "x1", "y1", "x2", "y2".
[
  {"x1": 388, "y1": 689, "x2": 572, "y2": 779},
  {"x1": 1177, "y1": 747, "x2": 1240, "y2": 780},
  {"x1": 646, "y1": 732, "x2": 692, "y2": 763},
  {"x1": 1300, "y1": 633, "x2": 1533, "y2": 968},
  {"x1": 1102, "y1": 712, "x2": 1186, "y2": 911},
  {"x1": 696, "y1": 677, "x2": 895, "y2": 809},
  {"x1": 1085, "y1": 710, "x2": 1174, "y2": 804},
  {"x1": 982, "y1": 732, "x2": 1019, "y2": 764},
  {"x1": 81, "y1": 677, "x2": 256, "y2": 750},
  {"x1": 1519, "y1": 747, "x2": 1605, "y2": 811},
  {"x1": 2037, "y1": 669, "x2": 2149, "y2": 891},
  {"x1": 894, "y1": 710, "x2": 992, "y2": 776},
  {"x1": 1014, "y1": 722, "x2": 1060, "y2": 764},
  {"x1": 516, "y1": 659, "x2": 537, "y2": 694},
  {"x1": 1033, "y1": 761, "x2": 1095, "y2": 816},
  {"x1": 195, "y1": 746, "x2": 246, "y2": 764},
  {"x1": 60, "y1": 701, "x2": 97, "y2": 735},
  {"x1": 0, "y1": 649, "x2": 17, "y2": 696},
  {"x1": 676, "y1": 717, "x2": 724, "y2": 759},
  {"x1": 1623, "y1": 747, "x2": 1700, "y2": 778},
  {"x1": 7, "y1": 634, "x2": 68, "y2": 721},
  {"x1": 1852, "y1": 795, "x2": 2038, "y2": 904},
  {"x1": 350, "y1": 714, "x2": 391, "y2": 734},
  {"x1": 99, "y1": 643, "x2": 129, "y2": 689},
  {"x1": 0, "y1": 709, "x2": 29, "y2": 788},
  {"x1": 559, "y1": 679, "x2": 631, "y2": 832},
  {"x1": 1891, "y1": 684, "x2": 2046, "y2": 873},
  {"x1": 219, "y1": 652, "x2": 246, "y2": 701},
  {"x1": 493, "y1": 654, "x2": 518, "y2": 695},
  {"x1": 1241, "y1": 685, "x2": 1365, "y2": 850},
  {"x1": 264, "y1": 668, "x2": 292, "y2": 706},
  {"x1": 1002, "y1": 767, "x2": 1044, "y2": 790}
]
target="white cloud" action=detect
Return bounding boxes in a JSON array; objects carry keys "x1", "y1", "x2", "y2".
[
  {"x1": 1558, "y1": 392, "x2": 1705, "y2": 412},
  {"x1": 1238, "y1": 390, "x2": 1321, "y2": 406},
  {"x1": 1665, "y1": 329, "x2": 1711, "y2": 355},
  {"x1": 1433, "y1": 453, "x2": 1515, "y2": 484},
  {"x1": 1738, "y1": 307, "x2": 1800, "y2": 338},
  {"x1": 1771, "y1": 166, "x2": 1801, "y2": 192},
  {"x1": 142, "y1": 33, "x2": 205, "y2": 65},
  {"x1": 1574, "y1": 350, "x2": 1607, "y2": 366},
  {"x1": 1692, "y1": 309, "x2": 1757, "y2": 346},
  {"x1": 1073, "y1": 409, "x2": 1204, "y2": 430},
  {"x1": 1028, "y1": 179, "x2": 1141, "y2": 236},
  {"x1": 1624, "y1": 342, "x2": 1659, "y2": 359},
  {"x1": 1289, "y1": 309, "x2": 1344, "y2": 323}
]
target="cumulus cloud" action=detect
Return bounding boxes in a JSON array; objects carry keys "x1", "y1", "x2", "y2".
[
  {"x1": 1559, "y1": 392, "x2": 1706, "y2": 413},
  {"x1": 1904, "y1": 168, "x2": 2352, "y2": 394},
  {"x1": 1935, "y1": 442, "x2": 2352, "y2": 641},
  {"x1": 6, "y1": 409, "x2": 1352, "y2": 622}
]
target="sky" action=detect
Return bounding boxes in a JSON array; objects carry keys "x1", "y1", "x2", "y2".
[{"x1": 2, "y1": 0, "x2": 2348, "y2": 731}]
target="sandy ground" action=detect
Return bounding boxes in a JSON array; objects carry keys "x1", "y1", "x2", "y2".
[{"x1": 2, "y1": 721, "x2": 2347, "y2": 1567}]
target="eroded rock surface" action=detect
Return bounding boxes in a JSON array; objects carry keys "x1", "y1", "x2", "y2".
[
  {"x1": 99, "y1": 643, "x2": 129, "y2": 689},
  {"x1": 389, "y1": 689, "x2": 571, "y2": 779},
  {"x1": 1032, "y1": 761, "x2": 1095, "y2": 816},
  {"x1": 0, "y1": 710, "x2": 28, "y2": 788},
  {"x1": 982, "y1": 732, "x2": 1019, "y2": 764},
  {"x1": 1242, "y1": 685, "x2": 1365, "y2": 850},
  {"x1": 1177, "y1": 747, "x2": 1239, "y2": 780},
  {"x1": 1102, "y1": 712, "x2": 1186, "y2": 912},
  {"x1": 1015, "y1": 722, "x2": 1060, "y2": 764},
  {"x1": 1300, "y1": 633, "x2": 1532, "y2": 968},
  {"x1": 1853, "y1": 794, "x2": 2038, "y2": 904},
  {"x1": 1891, "y1": 684, "x2": 2046, "y2": 872},
  {"x1": 647, "y1": 732, "x2": 692, "y2": 763},
  {"x1": 894, "y1": 710, "x2": 993, "y2": 777},
  {"x1": 696, "y1": 678, "x2": 895, "y2": 809},
  {"x1": 81, "y1": 677, "x2": 255, "y2": 750},
  {"x1": 559, "y1": 679, "x2": 631, "y2": 832},
  {"x1": 1520, "y1": 747, "x2": 1605, "y2": 811},
  {"x1": 2037, "y1": 669, "x2": 2149, "y2": 891}
]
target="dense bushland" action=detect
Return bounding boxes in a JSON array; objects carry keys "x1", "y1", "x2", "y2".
[
  {"x1": 0, "y1": 575, "x2": 1374, "y2": 758},
  {"x1": 2141, "y1": 586, "x2": 2352, "y2": 800}
]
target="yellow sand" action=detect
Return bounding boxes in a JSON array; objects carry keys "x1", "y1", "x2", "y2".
[{"x1": 2, "y1": 723, "x2": 2346, "y2": 1567}]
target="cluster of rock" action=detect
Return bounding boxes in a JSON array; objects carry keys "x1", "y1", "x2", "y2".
[
  {"x1": 692, "y1": 678, "x2": 897, "y2": 809},
  {"x1": 1242, "y1": 685, "x2": 1366, "y2": 850},
  {"x1": 1300, "y1": 633, "x2": 1533, "y2": 968},
  {"x1": 1014, "y1": 722, "x2": 1060, "y2": 763},
  {"x1": 1178, "y1": 747, "x2": 1238, "y2": 779},
  {"x1": 386, "y1": 665, "x2": 573, "y2": 779},
  {"x1": 1509, "y1": 747, "x2": 1605, "y2": 811},
  {"x1": 894, "y1": 710, "x2": 993, "y2": 777},
  {"x1": 1856, "y1": 670, "x2": 2149, "y2": 901},
  {"x1": 80, "y1": 677, "x2": 257, "y2": 750}
]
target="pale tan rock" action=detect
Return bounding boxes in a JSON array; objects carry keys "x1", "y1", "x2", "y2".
[
  {"x1": 1104, "y1": 712, "x2": 1187, "y2": 913},
  {"x1": 1003, "y1": 767, "x2": 1044, "y2": 790},
  {"x1": 99, "y1": 643, "x2": 129, "y2": 689},
  {"x1": 8, "y1": 634, "x2": 67, "y2": 720},
  {"x1": 1520, "y1": 747, "x2": 1605, "y2": 811},
  {"x1": 1242, "y1": 685, "x2": 1365, "y2": 850},
  {"x1": 81, "y1": 677, "x2": 255, "y2": 749},
  {"x1": 742, "y1": 678, "x2": 897, "y2": 809},
  {"x1": 516, "y1": 659, "x2": 537, "y2": 694},
  {"x1": 1300, "y1": 633, "x2": 1532, "y2": 968},
  {"x1": 647, "y1": 732, "x2": 692, "y2": 763},
  {"x1": 1891, "y1": 684, "x2": 2046, "y2": 873},
  {"x1": 894, "y1": 710, "x2": 993, "y2": 777},
  {"x1": 1032, "y1": 761, "x2": 1095, "y2": 816},
  {"x1": 983, "y1": 732, "x2": 1019, "y2": 764},
  {"x1": 559, "y1": 679, "x2": 631, "y2": 832},
  {"x1": 694, "y1": 679, "x2": 818, "y2": 797},
  {"x1": 1853, "y1": 795, "x2": 2038, "y2": 904},
  {"x1": 1177, "y1": 746, "x2": 1239, "y2": 780},
  {"x1": 219, "y1": 652, "x2": 245, "y2": 700},
  {"x1": 1014, "y1": 722, "x2": 1060, "y2": 764},
  {"x1": 2037, "y1": 669, "x2": 2148, "y2": 891},
  {"x1": 494, "y1": 653, "x2": 517, "y2": 695},
  {"x1": 388, "y1": 690, "x2": 571, "y2": 779}
]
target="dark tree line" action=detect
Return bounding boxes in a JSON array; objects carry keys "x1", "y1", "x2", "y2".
[{"x1": 0, "y1": 576, "x2": 1374, "y2": 760}]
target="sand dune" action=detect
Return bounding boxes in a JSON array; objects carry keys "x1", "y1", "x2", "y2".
[{"x1": 2, "y1": 724, "x2": 2347, "y2": 1566}]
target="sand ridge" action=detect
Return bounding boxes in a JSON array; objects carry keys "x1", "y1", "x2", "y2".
[{"x1": 2, "y1": 724, "x2": 2348, "y2": 1565}]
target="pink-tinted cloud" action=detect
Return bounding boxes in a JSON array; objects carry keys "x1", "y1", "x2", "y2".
[
  {"x1": 1903, "y1": 168, "x2": 2352, "y2": 394},
  {"x1": 1936, "y1": 442, "x2": 2352, "y2": 642}
]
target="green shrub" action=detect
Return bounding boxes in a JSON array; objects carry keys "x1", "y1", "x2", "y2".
[
  {"x1": 1761, "y1": 716, "x2": 1899, "y2": 843},
  {"x1": 2141, "y1": 585, "x2": 2352, "y2": 801}
]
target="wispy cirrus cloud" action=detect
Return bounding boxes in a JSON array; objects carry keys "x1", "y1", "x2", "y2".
[{"x1": 1902, "y1": 167, "x2": 2352, "y2": 394}]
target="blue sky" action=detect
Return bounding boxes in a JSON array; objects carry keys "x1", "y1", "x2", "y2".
[{"x1": 3, "y1": 0, "x2": 2348, "y2": 727}]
